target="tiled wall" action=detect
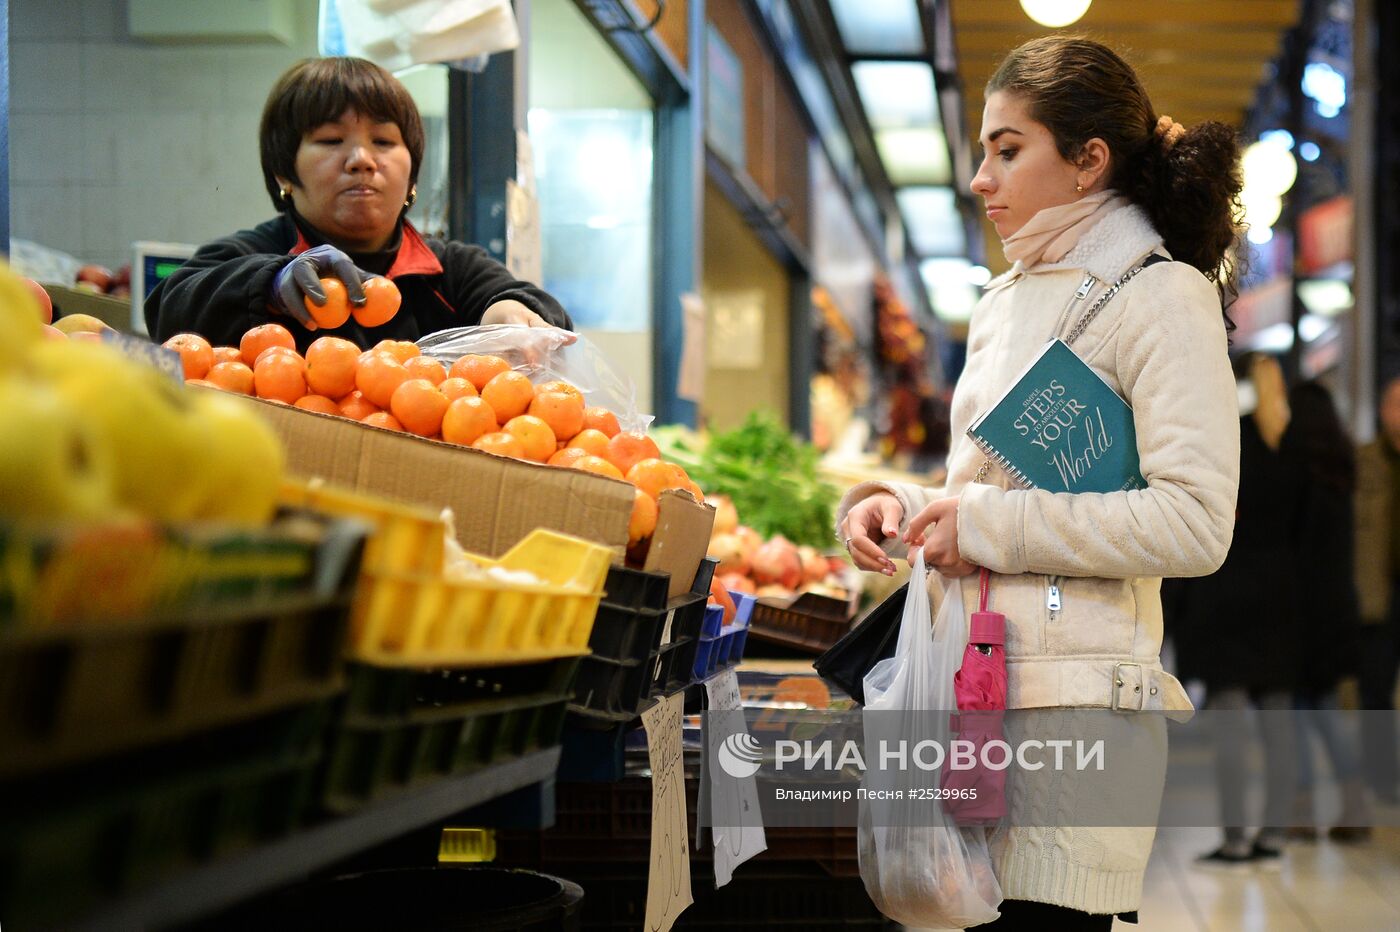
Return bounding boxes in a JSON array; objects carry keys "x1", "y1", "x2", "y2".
[{"x1": 8, "y1": 0, "x2": 320, "y2": 272}]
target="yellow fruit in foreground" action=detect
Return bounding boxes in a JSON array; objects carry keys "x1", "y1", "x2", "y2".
[
  {"x1": 0, "y1": 376, "x2": 117, "y2": 522},
  {"x1": 53, "y1": 313, "x2": 112, "y2": 336},
  {"x1": 0, "y1": 262, "x2": 45, "y2": 369},
  {"x1": 30, "y1": 340, "x2": 211, "y2": 522},
  {"x1": 188, "y1": 390, "x2": 285, "y2": 525}
]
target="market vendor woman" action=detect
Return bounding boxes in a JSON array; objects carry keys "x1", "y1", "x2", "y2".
[{"x1": 146, "y1": 56, "x2": 570, "y2": 349}]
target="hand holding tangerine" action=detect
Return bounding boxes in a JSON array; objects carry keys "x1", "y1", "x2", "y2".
[{"x1": 303, "y1": 277, "x2": 351, "y2": 329}]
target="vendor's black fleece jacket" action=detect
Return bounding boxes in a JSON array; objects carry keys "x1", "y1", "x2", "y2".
[{"x1": 145, "y1": 211, "x2": 571, "y2": 352}]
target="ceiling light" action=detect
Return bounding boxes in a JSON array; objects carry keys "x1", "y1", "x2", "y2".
[
  {"x1": 1243, "y1": 139, "x2": 1298, "y2": 197},
  {"x1": 1019, "y1": 0, "x2": 1092, "y2": 28}
]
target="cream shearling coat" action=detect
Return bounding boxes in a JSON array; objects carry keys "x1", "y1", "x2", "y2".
[{"x1": 836, "y1": 202, "x2": 1239, "y2": 916}]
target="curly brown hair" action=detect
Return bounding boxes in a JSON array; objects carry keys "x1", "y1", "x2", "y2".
[
  {"x1": 987, "y1": 36, "x2": 1245, "y2": 318},
  {"x1": 259, "y1": 57, "x2": 425, "y2": 214}
]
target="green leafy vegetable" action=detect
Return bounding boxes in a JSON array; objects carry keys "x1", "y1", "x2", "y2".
[{"x1": 655, "y1": 413, "x2": 839, "y2": 547}]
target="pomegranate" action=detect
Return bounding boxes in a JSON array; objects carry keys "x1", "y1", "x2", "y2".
[{"x1": 752, "y1": 537, "x2": 802, "y2": 589}]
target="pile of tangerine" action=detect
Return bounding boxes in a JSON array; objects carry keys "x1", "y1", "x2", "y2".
[{"x1": 165, "y1": 323, "x2": 697, "y2": 546}]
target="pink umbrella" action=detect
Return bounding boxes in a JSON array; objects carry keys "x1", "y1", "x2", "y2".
[{"x1": 945, "y1": 567, "x2": 1008, "y2": 825}]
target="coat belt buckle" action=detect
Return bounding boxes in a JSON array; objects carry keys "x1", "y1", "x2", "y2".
[{"x1": 1111, "y1": 662, "x2": 1145, "y2": 712}]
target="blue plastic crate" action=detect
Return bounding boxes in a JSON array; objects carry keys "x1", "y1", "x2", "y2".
[
  {"x1": 730, "y1": 592, "x2": 757, "y2": 629},
  {"x1": 700, "y1": 604, "x2": 725, "y2": 640},
  {"x1": 692, "y1": 636, "x2": 722, "y2": 681}
]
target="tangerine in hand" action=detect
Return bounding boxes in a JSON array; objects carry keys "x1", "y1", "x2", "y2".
[
  {"x1": 304, "y1": 277, "x2": 351, "y2": 328},
  {"x1": 353, "y1": 277, "x2": 402, "y2": 327}
]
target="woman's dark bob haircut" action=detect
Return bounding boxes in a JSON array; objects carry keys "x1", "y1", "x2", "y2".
[{"x1": 259, "y1": 57, "x2": 425, "y2": 212}]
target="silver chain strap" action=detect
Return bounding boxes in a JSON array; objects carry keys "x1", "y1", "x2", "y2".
[
  {"x1": 1063, "y1": 261, "x2": 1155, "y2": 348},
  {"x1": 972, "y1": 259, "x2": 1156, "y2": 485}
]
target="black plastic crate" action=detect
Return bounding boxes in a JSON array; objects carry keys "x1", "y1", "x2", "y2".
[
  {"x1": 601, "y1": 564, "x2": 670, "y2": 611},
  {"x1": 0, "y1": 701, "x2": 330, "y2": 929},
  {"x1": 343, "y1": 657, "x2": 580, "y2": 721},
  {"x1": 558, "y1": 711, "x2": 634, "y2": 782},
  {"x1": 570, "y1": 654, "x2": 649, "y2": 717},
  {"x1": 668, "y1": 637, "x2": 700, "y2": 692},
  {"x1": 0, "y1": 515, "x2": 364, "y2": 780},
  {"x1": 587, "y1": 601, "x2": 667, "y2": 662},
  {"x1": 689, "y1": 557, "x2": 718, "y2": 598},
  {"x1": 322, "y1": 693, "x2": 569, "y2": 813},
  {"x1": 646, "y1": 638, "x2": 690, "y2": 697},
  {"x1": 660, "y1": 592, "x2": 708, "y2": 648}
]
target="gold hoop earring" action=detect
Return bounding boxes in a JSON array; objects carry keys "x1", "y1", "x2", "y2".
[
  {"x1": 280, "y1": 187, "x2": 293, "y2": 204},
  {"x1": 404, "y1": 188, "x2": 417, "y2": 209}
]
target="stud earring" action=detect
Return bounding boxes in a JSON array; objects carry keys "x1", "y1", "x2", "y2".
[{"x1": 1076, "y1": 183, "x2": 1084, "y2": 193}]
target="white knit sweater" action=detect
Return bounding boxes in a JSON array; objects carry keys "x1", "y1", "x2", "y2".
[{"x1": 836, "y1": 202, "x2": 1239, "y2": 915}]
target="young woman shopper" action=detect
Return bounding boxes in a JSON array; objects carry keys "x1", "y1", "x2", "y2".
[{"x1": 839, "y1": 37, "x2": 1242, "y2": 929}]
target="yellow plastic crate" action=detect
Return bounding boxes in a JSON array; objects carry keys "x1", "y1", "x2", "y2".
[
  {"x1": 348, "y1": 529, "x2": 611, "y2": 667},
  {"x1": 439, "y1": 828, "x2": 496, "y2": 863},
  {"x1": 279, "y1": 480, "x2": 444, "y2": 575}
]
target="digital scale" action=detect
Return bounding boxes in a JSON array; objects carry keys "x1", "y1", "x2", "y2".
[{"x1": 130, "y1": 240, "x2": 197, "y2": 334}]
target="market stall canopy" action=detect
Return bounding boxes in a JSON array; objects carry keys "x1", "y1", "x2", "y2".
[{"x1": 952, "y1": 0, "x2": 1302, "y2": 271}]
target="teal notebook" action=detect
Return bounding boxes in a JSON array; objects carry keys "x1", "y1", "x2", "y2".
[{"x1": 966, "y1": 339, "x2": 1147, "y2": 493}]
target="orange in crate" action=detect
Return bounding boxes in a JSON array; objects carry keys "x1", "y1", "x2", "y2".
[
  {"x1": 449, "y1": 354, "x2": 510, "y2": 390},
  {"x1": 481, "y1": 371, "x2": 534, "y2": 421}
]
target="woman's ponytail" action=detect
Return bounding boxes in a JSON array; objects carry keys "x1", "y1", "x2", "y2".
[{"x1": 1127, "y1": 118, "x2": 1245, "y2": 296}]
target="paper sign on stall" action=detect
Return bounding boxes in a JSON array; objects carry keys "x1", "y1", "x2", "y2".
[
  {"x1": 642, "y1": 691, "x2": 692, "y2": 931},
  {"x1": 705, "y1": 669, "x2": 767, "y2": 887}
]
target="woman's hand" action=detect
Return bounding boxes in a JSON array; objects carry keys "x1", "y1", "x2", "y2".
[
  {"x1": 839, "y1": 492, "x2": 902, "y2": 576},
  {"x1": 482, "y1": 300, "x2": 578, "y2": 344},
  {"x1": 905, "y1": 497, "x2": 976, "y2": 578},
  {"x1": 270, "y1": 245, "x2": 369, "y2": 329}
]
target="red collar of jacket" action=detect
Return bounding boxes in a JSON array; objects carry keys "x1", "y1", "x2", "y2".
[{"x1": 289, "y1": 220, "x2": 443, "y2": 280}]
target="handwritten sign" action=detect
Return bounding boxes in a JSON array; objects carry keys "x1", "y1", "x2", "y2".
[
  {"x1": 642, "y1": 691, "x2": 692, "y2": 930},
  {"x1": 705, "y1": 669, "x2": 767, "y2": 887}
]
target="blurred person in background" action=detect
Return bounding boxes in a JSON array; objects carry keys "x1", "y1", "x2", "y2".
[
  {"x1": 146, "y1": 57, "x2": 570, "y2": 351},
  {"x1": 1282, "y1": 381, "x2": 1371, "y2": 842},
  {"x1": 1163, "y1": 353, "x2": 1301, "y2": 869},
  {"x1": 1353, "y1": 375, "x2": 1400, "y2": 805}
]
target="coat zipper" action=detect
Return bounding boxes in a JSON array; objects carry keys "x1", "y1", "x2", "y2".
[{"x1": 1046, "y1": 575, "x2": 1062, "y2": 619}]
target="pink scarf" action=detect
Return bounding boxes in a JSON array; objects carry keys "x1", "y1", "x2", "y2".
[{"x1": 1001, "y1": 190, "x2": 1128, "y2": 269}]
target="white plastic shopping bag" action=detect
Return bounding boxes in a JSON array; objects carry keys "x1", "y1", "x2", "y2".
[{"x1": 857, "y1": 552, "x2": 1002, "y2": 928}]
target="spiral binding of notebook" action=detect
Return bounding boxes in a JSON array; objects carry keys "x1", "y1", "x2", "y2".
[{"x1": 967, "y1": 432, "x2": 1036, "y2": 490}]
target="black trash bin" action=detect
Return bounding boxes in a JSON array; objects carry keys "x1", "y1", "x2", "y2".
[{"x1": 266, "y1": 866, "x2": 584, "y2": 931}]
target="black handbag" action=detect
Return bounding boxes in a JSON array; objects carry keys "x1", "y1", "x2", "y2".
[{"x1": 813, "y1": 583, "x2": 907, "y2": 706}]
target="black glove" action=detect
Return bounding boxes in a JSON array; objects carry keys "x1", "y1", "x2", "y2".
[{"x1": 269, "y1": 245, "x2": 369, "y2": 327}]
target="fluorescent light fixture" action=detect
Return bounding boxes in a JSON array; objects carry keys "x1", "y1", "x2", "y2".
[
  {"x1": 1298, "y1": 279, "x2": 1353, "y2": 317},
  {"x1": 1302, "y1": 61, "x2": 1347, "y2": 118},
  {"x1": 920, "y1": 258, "x2": 979, "y2": 322},
  {"x1": 852, "y1": 61, "x2": 939, "y2": 130},
  {"x1": 897, "y1": 187, "x2": 966, "y2": 256},
  {"x1": 1019, "y1": 0, "x2": 1092, "y2": 28},
  {"x1": 1250, "y1": 322, "x2": 1295, "y2": 354},
  {"x1": 830, "y1": 0, "x2": 924, "y2": 56},
  {"x1": 876, "y1": 127, "x2": 952, "y2": 186},
  {"x1": 1299, "y1": 313, "x2": 1334, "y2": 343}
]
